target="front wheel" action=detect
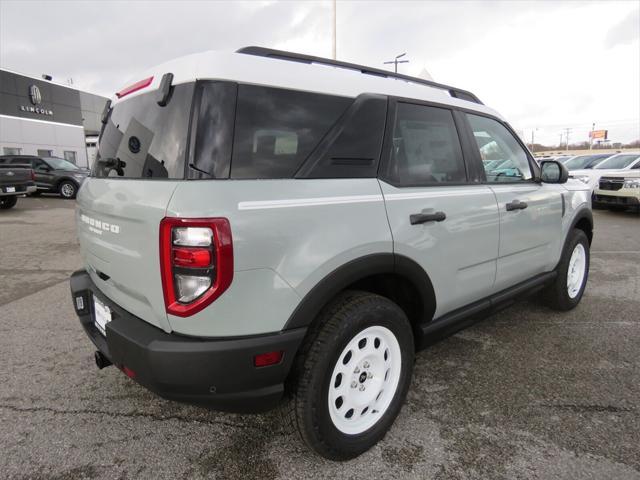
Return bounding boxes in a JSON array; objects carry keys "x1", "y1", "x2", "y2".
[
  {"x1": 288, "y1": 291, "x2": 414, "y2": 460},
  {"x1": 0, "y1": 196, "x2": 18, "y2": 209},
  {"x1": 542, "y1": 228, "x2": 590, "y2": 310},
  {"x1": 59, "y1": 181, "x2": 77, "y2": 199}
]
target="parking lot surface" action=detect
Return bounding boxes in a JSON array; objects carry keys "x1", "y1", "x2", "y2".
[{"x1": 0, "y1": 197, "x2": 638, "y2": 479}]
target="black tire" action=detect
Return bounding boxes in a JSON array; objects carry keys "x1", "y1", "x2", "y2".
[
  {"x1": 59, "y1": 181, "x2": 77, "y2": 199},
  {"x1": 0, "y1": 196, "x2": 18, "y2": 209},
  {"x1": 286, "y1": 291, "x2": 414, "y2": 460},
  {"x1": 541, "y1": 229, "x2": 590, "y2": 311}
]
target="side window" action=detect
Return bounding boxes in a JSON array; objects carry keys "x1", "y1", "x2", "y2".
[
  {"x1": 387, "y1": 103, "x2": 467, "y2": 186},
  {"x1": 466, "y1": 114, "x2": 532, "y2": 182},
  {"x1": 33, "y1": 159, "x2": 47, "y2": 170},
  {"x1": 64, "y1": 151, "x2": 77, "y2": 164},
  {"x1": 231, "y1": 85, "x2": 351, "y2": 179}
]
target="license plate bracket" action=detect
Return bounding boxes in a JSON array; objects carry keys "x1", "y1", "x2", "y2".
[{"x1": 93, "y1": 295, "x2": 112, "y2": 336}]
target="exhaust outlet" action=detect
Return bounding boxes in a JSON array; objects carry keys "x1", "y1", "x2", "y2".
[{"x1": 94, "y1": 351, "x2": 112, "y2": 369}]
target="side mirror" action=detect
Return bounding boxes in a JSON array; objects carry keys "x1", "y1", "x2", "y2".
[{"x1": 540, "y1": 160, "x2": 569, "y2": 184}]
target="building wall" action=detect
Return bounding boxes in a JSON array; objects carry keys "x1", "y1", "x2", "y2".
[
  {"x1": 0, "y1": 69, "x2": 107, "y2": 167},
  {"x1": 0, "y1": 115, "x2": 88, "y2": 166}
]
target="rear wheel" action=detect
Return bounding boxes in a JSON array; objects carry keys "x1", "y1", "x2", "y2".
[
  {"x1": 542, "y1": 228, "x2": 590, "y2": 311},
  {"x1": 0, "y1": 196, "x2": 18, "y2": 209},
  {"x1": 59, "y1": 181, "x2": 77, "y2": 199},
  {"x1": 287, "y1": 291, "x2": 414, "y2": 460}
]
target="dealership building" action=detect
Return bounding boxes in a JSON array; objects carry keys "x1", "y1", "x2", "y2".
[{"x1": 0, "y1": 68, "x2": 108, "y2": 168}]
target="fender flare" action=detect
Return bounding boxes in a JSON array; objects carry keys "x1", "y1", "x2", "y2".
[
  {"x1": 568, "y1": 207, "x2": 593, "y2": 244},
  {"x1": 283, "y1": 253, "x2": 436, "y2": 330}
]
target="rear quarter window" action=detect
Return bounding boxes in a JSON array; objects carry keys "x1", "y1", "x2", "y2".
[{"x1": 230, "y1": 85, "x2": 352, "y2": 179}]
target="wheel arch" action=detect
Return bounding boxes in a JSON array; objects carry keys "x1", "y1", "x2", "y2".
[
  {"x1": 284, "y1": 253, "x2": 437, "y2": 336},
  {"x1": 569, "y1": 207, "x2": 593, "y2": 245}
]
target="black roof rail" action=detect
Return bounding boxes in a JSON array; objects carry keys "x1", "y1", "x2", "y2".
[{"x1": 236, "y1": 46, "x2": 483, "y2": 105}]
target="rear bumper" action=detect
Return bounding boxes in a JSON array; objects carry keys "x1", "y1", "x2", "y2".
[
  {"x1": 69, "y1": 269, "x2": 306, "y2": 413},
  {"x1": 1, "y1": 183, "x2": 36, "y2": 195}
]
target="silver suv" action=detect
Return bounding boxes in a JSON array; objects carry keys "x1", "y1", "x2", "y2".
[{"x1": 69, "y1": 47, "x2": 593, "y2": 460}]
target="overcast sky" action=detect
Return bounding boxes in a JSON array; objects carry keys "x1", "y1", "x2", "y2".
[{"x1": 1, "y1": 0, "x2": 638, "y2": 146}]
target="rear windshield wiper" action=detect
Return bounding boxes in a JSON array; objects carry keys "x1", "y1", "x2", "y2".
[{"x1": 188, "y1": 163, "x2": 213, "y2": 177}]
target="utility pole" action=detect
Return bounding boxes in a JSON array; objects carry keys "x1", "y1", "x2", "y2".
[
  {"x1": 564, "y1": 128, "x2": 572, "y2": 152},
  {"x1": 331, "y1": 0, "x2": 336, "y2": 60},
  {"x1": 384, "y1": 53, "x2": 410, "y2": 73},
  {"x1": 589, "y1": 122, "x2": 595, "y2": 150},
  {"x1": 559, "y1": 133, "x2": 563, "y2": 149}
]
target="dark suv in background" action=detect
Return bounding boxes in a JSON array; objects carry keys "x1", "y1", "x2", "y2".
[{"x1": 0, "y1": 155, "x2": 88, "y2": 199}]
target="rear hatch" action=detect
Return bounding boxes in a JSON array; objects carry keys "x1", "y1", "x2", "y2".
[{"x1": 76, "y1": 82, "x2": 195, "y2": 332}]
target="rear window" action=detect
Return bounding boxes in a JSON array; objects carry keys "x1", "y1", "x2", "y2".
[
  {"x1": 230, "y1": 85, "x2": 352, "y2": 179},
  {"x1": 92, "y1": 83, "x2": 195, "y2": 179}
]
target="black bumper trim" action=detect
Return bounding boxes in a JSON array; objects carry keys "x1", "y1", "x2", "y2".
[{"x1": 70, "y1": 269, "x2": 306, "y2": 413}]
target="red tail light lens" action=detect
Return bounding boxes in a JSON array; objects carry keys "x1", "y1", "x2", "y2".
[
  {"x1": 116, "y1": 76, "x2": 154, "y2": 99},
  {"x1": 172, "y1": 247, "x2": 211, "y2": 268},
  {"x1": 160, "y1": 218, "x2": 233, "y2": 317},
  {"x1": 30, "y1": 169, "x2": 35, "y2": 181}
]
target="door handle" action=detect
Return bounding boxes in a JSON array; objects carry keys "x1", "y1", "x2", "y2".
[
  {"x1": 410, "y1": 211, "x2": 446, "y2": 225},
  {"x1": 506, "y1": 200, "x2": 528, "y2": 211}
]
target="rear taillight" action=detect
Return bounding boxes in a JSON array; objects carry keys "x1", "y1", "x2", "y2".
[
  {"x1": 30, "y1": 169, "x2": 35, "y2": 181},
  {"x1": 116, "y1": 76, "x2": 154, "y2": 99},
  {"x1": 159, "y1": 218, "x2": 233, "y2": 317}
]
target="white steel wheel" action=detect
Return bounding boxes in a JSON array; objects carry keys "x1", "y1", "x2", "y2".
[
  {"x1": 566, "y1": 243, "x2": 586, "y2": 299},
  {"x1": 328, "y1": 325, "x2": 402, "y2": 435}
]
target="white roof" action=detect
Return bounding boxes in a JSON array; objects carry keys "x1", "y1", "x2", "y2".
[{"x1": 112, "y1": 50, "x2": 502, "y2": 119}]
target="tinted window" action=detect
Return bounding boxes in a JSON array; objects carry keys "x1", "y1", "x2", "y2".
[
  {"x1": 300, "y1": 95, "x2": 387, "y2": 178},
  {"x1": 467, "y1": 114, "x2": 532, "y2": 182},
  {"x1": 10, "y1": 158, "x2": 32, "y2": 165},
  {"x1": 387, "y1": 103, "x2": 466, "y2": 186},
  {"x1": 93, "y1": 83, "x2": 195, "y2": 179},
  {"x1": 190, "y1": 82, "x2": 237, "y2": 179},
  {"x1": 231, "y1": 85, "x2": 351, "y2": 179},
  {"x1": 564, "y1": 154, "x2": 610, "y2": 170}
]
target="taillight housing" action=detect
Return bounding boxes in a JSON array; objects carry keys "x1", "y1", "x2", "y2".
[
  {"x1": 159, "y1": 218, "x2": 233, "y2": 317},
  {"x1": 30, "y1": 169, "x2": 35, "y2": 181}
]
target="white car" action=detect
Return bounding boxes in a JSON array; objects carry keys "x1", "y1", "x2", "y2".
[{"x1": 569, "y1": 152, "x2": 640, "y2": 192}]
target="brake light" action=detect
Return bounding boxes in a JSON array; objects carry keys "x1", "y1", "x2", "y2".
[
  {"x1": 30, "y1": 169, "x2": 35, "y2": 181},
  {"x1": 116, "y1": 76, "x2": 153, "y2": 99},
  {"x1": 159, "y1": 218, "x2": 233, "y2": 317}
]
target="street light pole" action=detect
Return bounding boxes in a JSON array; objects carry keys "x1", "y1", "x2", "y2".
[
  {"x1": 331, "y1": 0, "x2": 336, "y2": 60},
  {"x1": 384, "y1": 53, "x2": 410, "y2": 73}
]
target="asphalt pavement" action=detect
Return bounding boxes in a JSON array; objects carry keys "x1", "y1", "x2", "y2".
[{"x1": 0, "y1": 196, "x2": 638, "y2": 479}]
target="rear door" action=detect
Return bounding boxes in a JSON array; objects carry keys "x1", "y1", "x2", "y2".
[
  {"x1": 77, "y1": 83, "x2": 195, "y2": 332},
  {"x1": 379, "y1": 100, "x2": 500, "y2": 318},
  {"x1": 463, "y1": 113, "x2": 563, "y2": 291}
]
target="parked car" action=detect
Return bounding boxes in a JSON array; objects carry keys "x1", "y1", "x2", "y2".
[
  {"x1": 569, "y1": 152, "x2": 640, "y2": 192},
  {"x1": 0, "y1": 163, "x2": 36, "y2": 209},
  {"x1": 593, "y1": 171, "x2": 640, "y2": 212},
  {"x1": 0, "y1": 155, "x2": 88, "y2": 199},
  {"x1": 69, "y1": 47, "x2": 593, "y2": 460},
  {"x1": 563, "y1": 153, "x2": 615, "y2": 171}
]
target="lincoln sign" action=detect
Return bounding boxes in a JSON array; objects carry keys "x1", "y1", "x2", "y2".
[{"x1": 19, "y1": 84, "x2": 53, "y2": 116}]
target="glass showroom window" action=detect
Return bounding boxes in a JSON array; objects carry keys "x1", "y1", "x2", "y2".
[{"x1": 37, "y1": 149, "x2": 53, "y2": 157}]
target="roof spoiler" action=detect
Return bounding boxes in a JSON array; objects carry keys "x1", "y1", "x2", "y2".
[{"x1": 236, "y1": 46, "x2": 483, "y2": 105}]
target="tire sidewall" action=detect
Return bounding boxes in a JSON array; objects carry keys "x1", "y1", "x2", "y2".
[
  {"x1": 558, "y1": 230, "x2": 590, "y2": 307},
  {"x1": 301, "y1": 297, "x2": 414, "y2": 458},
  {"x1": 0, "y1": 196, "x2": 18, "y2": 209}
]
